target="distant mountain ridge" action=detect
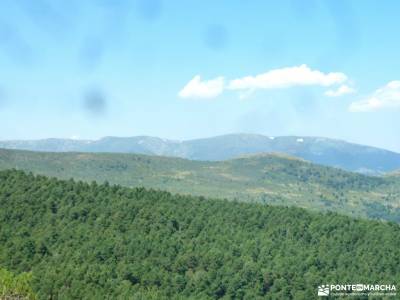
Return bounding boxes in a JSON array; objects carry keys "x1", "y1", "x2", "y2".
[{"x1": 1, "y1": 133, "x2": 400, "y2": 174}]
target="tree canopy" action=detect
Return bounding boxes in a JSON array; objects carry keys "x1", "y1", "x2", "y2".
[{"x1": 0, "y1": 169, "x2": 399, "y2": 299}]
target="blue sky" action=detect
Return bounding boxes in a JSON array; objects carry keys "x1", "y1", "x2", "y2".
[{"x1": 0, "y1": 0, "x2": 399, "y2": 152}]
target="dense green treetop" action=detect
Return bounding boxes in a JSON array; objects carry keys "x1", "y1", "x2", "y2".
[
  {"x1": 0, "y1": 169, "x2": 399, "y2": 299},
  {"x1": 0, "y1": 267, "x2": 36, "y2": 299}
]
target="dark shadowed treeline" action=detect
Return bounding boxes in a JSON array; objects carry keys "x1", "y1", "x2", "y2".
[{"x1": 0, "y1": 169, "x2": 399, "y2": 299}]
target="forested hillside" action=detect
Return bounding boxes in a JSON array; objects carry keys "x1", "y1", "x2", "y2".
[
  {"x1": 0, "y1": 170, "x2": 399, "y2": 299},
  {"x1": 0, "y1": 148, "x2": 399, "y2": 222}
]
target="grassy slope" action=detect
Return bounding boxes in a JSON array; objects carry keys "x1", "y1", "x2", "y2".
[{"x1": 0, "y1": 148, "x2": 399, "y2": 221}]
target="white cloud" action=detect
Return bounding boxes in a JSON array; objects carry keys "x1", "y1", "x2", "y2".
[
  {"x1": 325, "y1": 85, "x2": 356, "y2": 97},
  {"x1": 227, "y1": 64, "x2": 347, "y2": 91},
  {"x1": 178, "y1": 65, "x2": 350, "y2": 99},
  {"x1": 349, "y1": 81, "x2": 400, "y2": 112},
  {"x1": 178, "y1": 75, "x2": 224, "y2": 99}
]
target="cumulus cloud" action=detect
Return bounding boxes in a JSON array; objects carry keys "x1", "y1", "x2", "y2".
[
  {"x1": 228, "y1": 64, "x2": 347, "y2": 91},
  {"x1": 178, "y1": 65, "x2": 349, "y2": 99},
  {"x1": 178, "y1": 75, "x2": 224, "y2": 99},
  {"x1": 349, "y1": 81, "x2": 400, "y2": 112},
  {"x1": 325, "y1": 85, "x2": 356, "y2": 97}
]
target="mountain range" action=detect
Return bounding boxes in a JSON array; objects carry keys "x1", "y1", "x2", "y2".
[{"x1": 1, "y1": 134, "x2": 399, "y2": 174}]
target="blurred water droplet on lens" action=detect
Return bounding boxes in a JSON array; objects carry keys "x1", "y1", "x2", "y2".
[
  {"x1": 137, "y1": 0, "x2": 162, "y2": 20},
  {"x1": 0, "y1": 88, "x2": 6, "y2": 108},
  {"x1": 0, "y1": 21, "x2": 34, "y2": 65},
  {"x1": 291, "y1": 89, "x2": 317, "y2": 114},
  {"x1": 204, "y1": 24, "x2": 228, "y2": 51},
  {"x1": 83, "y1": 89, "x2": 107, "y2": 116},
  {"x1": 290, "y1": 0, "x2": 317, "y2": 18},
  {"x1": 16, "y1": 0, "x2": 70, "y2": 37},
  {"x1": 318, "y1": 0, "x2": 359, "y2": 67}
]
